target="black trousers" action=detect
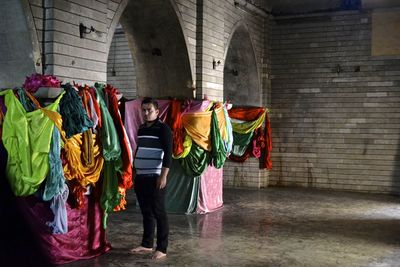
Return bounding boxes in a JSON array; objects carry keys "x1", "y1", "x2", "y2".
[{"x1": 134, "y1": 174, "x2": 169, "y2": 253}]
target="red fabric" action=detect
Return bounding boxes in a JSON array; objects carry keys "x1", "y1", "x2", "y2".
[
  {"x1": 104, "y1": 85, "x2": 133, "y2": 191},
  {"x1": 17, "y1": 194, "x2": 111, "y2": 265},
  {"x1": 262, "y1": 113, "x2": 272, "y2": 170},
  {"x1": 169, "y1": 100, "x2": 185, "y2": 156},
  {"x1": 75, "y1": 84, "x2": 102, "y2": 129},
  {"x1": 228, "y1": 107, "x2": 265, "y2": 121}
]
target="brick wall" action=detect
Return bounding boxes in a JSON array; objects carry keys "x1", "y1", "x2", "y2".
[
  {"x1": 270, "y1": 10, "x2": 400, "y2": 194},
  {"x1": 106, "y1": 29, "x2": 137, "y2": 99}
]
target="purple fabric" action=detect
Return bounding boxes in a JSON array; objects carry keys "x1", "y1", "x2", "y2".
[
  {"x1": 17, "y1": 194, "x2": 111, "y2": 264},
  {"x1": 197, "y1": 165, "x2": 224, "y2": 214},
  {"x1": 182, "y1": 99, "x2": 211, "y2": 114}
]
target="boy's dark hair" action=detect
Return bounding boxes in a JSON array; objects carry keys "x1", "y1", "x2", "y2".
[{"x1": 141, "y1": 97, "x2": 159, "y2": 110}]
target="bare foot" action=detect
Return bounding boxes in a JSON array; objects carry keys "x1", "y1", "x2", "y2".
[
  {"x1": 130, "y1": 246, "x2": 153, "y2": 254},
  {"x1": 152, "y1": 250, "x2": 167, "y2": 260}
]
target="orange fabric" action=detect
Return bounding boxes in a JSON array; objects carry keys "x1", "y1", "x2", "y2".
[
  {"x1": 76, "y1": 83, "x2": 102, "y2": 128},
  {"x1": 182, "y1": 104, "x2": 226, "y2": 151},
  {"x1": 228, "y1": 107, "x2": 265, "y2": 121},
  {"x1": 41, "y1": 109, "x2": 104, "y2": 187},
  {"x1": 104, "y1": 84, "x2": 133, "y2": 191},
  {"x1": 169, "y1": 100, "x2": 185, "y2": 156}
]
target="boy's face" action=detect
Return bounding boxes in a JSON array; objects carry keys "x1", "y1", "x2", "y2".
[{"x1": 141, "y1": 103, "x2": 159, "y2": 122}]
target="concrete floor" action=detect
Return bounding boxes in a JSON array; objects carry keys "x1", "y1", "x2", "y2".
[{"x1": 62, "y1": 187, "x2": 400, "y2": 267}]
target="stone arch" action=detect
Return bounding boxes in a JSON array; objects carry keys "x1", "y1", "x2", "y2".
[
  {"x1": 223, "y1": 21, "x2": 261, "y2": 106},
  {"x1": 0, "y1": 0, "x2": 41, "y2": 88},
  {"x1": 105, "y1": 0, "x2": 193, "y2": 99}
]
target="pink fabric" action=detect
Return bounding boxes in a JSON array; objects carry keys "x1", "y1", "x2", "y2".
[
  {"x1": 182, "y1": 99, "x2": 211, "y2": 114},
  {"x1": 124, "y1": 99, "x2": 170, "y2": 157},
  {"x1": 197, "y1": 165, "x2": 223, "y2": 214},
  {"x1": 17, "y1": 195, "x2": 111, "y2": 264}
]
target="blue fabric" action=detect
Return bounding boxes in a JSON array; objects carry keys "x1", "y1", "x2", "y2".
[
  {"x1": 46, "y1": 184, "x2": 69, "y2": 234},
  {"x1": 43, "y1": 125, "x2": 66, "y2": 201}
]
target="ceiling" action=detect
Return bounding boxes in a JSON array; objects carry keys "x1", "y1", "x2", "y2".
[{"x1": 265, "y1": 0, "x2": 400, "y2": 14}]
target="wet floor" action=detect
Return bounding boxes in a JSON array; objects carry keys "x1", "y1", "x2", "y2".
[{"x1": 62, "y1": 187, "x2": 400, "y2": 267}]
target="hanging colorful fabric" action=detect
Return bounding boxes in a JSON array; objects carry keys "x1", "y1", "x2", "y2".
[
  {"x1": 41, "y1": 109, "x2": 104, "y2": 188},
  {"x1": 182, "y1": 105, "x2": 226, "y2": 151},
  {"x1": 172, "y1": 134, "x2": 192, "y2": 159},
  {"x1": 59, "y1": 83, "x2": 93, "y2": 138},
  {"x1": 210, "y1": 110, "x2": 227, "y2": 168},
  {"x1": 179, "y1": 142, "x2": 211, "y2": 177},
  {"x1": 103, "y1": 84, "x2": 133, "y2": 191},
  {"x1": 230, "y1": 111, "x2": 266, "y2": 134},
  {"x1": 0, "y1": 89, "x2": 64, "y2": 196},
  {"x1": 94, "y1": 83, "x2": 123, "y2": 229},
  {"x1": 169, "y1": 99, "x2": 185, "y2": 156}
]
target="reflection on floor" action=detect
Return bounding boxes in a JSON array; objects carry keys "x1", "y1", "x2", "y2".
[{"x1": 62, "y1": 187, "x2": 400, "y2": 267}]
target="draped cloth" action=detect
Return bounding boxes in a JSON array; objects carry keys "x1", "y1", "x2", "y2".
[
  {"x1": 104, "y1": 84, "x2": 133, "y2": 190},
  {"x1": 94, "y1": 84, "x2": 123, "y2": 228},
  {"x1": 181, "y1": 105, "x2": 227, "y2": 152},
  {"x1": 42, "y1": 109, "x2": 104, "y2": 188},
  {"x1": 0, "y1": 89, "x2": 64, "y2": 196},
  {"x1": 16, "y1": 194, "x2": 111, "y2": 264},
  {"x1": 210, "y1": 110, "x2": 227, "y2": 168},
  {"x1": 169, "y1": 100, "x2": 185, "y2": 157},
  {"x1": 103, "y1": 84, "x2": 133, "y2": 211},
  {"x1": 228, "y1": 107, "x2": 272, "y2": 169},
  {"x1": 59, "y1": 83, "x2": 93, "y2": 138},
  {"x1": 165, "y1": 160, "x2": 199, "y2": 214},
  {"x1": 197, "y1": 165, "x2": 223, "y2": 214}
]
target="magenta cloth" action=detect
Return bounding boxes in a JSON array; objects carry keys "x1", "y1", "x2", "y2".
[
  {"x1": 17, "y1": 194, "x2": 111, "y2": 264},
  {"x1": 197, "y1": 165, "x2": 223, "y2": 214},
  {"x1": 124, "y1": 99, "x2": 170, "y2": 157}
]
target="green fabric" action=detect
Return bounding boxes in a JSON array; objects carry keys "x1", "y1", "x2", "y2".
[
  {"x1": 231, "y1": 111, "x2": 266, "y2": 134},
  {"x1": 179, "y1": 142, "x2": 211, "y2": 177},
  {"x1": 210, "y1": 110, "x2": 227, "y2": 168},
  {"x1": 43, "y1": 125, "x2": 65, "y2": 201},
  {"x1": 16, "y1": 88, "x2": 37, "y2": 112},
  {"x1": 59, "y1": 83, "x2": 93, "y2": 138},
  {"x1": 232, "y1": 131, "x2": 254, "y2": 146},
  {"x1": 231, "y1": 144, "x2": 249, "y2": 157},
  {"x1": 0, "y1": 89, "x2": 63, "y2": 196},
  {"x1": 166, "y1": 160, "x2": 199, "y2": 214},
  {"x1": 95, "y1": 83, "x2": 123, "y2": 229}
]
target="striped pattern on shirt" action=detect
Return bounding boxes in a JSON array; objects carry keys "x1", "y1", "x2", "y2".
[{"x1": 134, "y1": 119, "x2": 172, "y2": 175}]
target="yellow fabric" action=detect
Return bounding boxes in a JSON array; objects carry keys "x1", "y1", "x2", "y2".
[
  {"x1": 0, "y1": 89, "x2": 63, "y2": 196},
  {"x1": 182, "y1": 104, "x2": 226, "y2": 151},
  {"x1": 172, "y1": 134, "x2": 192, "y2": 159},
  {"x1": 231, "y1": 111, "x2": 266, "y2": 134},
  {"x1": 42, "y1": 109, "x2": 104, "y2": 187}
]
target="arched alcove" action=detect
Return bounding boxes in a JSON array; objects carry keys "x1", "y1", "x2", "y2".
[
  {"x1": 0, "y1": 0, "x2": 40, "y2": 88},
  {"x1": 114, "y1": 0, "x2": 193, "y2": 99},
  {"x1": 224, "y1": 24, "x2": 260, "y2": 106},
  {"x1": 106, "y1": 24, "x2": 137, "y2": 99}
]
